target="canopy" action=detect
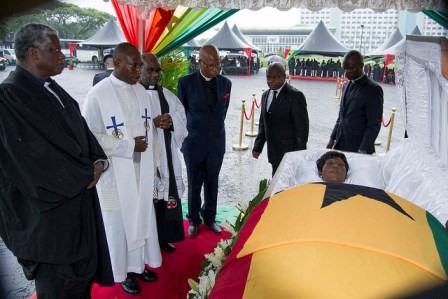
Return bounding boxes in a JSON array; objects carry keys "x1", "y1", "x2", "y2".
[
  {"x1": 368, "y1": 28, "x2": 403, "y2": 56},
  {"x1": 112, "y1": 0, "x2": 238, "y2": 56},
  {"x1": 185, "y1": 39, "x2": 200, "y2": 47},
  {"x1": 204, "y1": 21, "x2": 252, "y2": 51},
  {"x1": 231, "y1": 24, "x2": 259, "y2": 50},
  {"x1": 288, "y1": 21, "x2": 349, "y2": 59},
  {"x1": 116, "y1": 0, "x2": 445, "y2": 12},
  {"x1": 81, "y1": 18, "x2": 126, "y2": 46}
]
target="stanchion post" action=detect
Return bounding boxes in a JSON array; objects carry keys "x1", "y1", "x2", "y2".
[
  {"x1": 232, "y1": 99, "x2": 249, "y2": 151},
  {"x1": 386, "y1": 107, "x2": 397, "y2": 152},
  {"x1": 334, "y1": 78, "x2": 340, "y2": 99},
  {"x1": 245, "y1": 93, "x2": 258, "y2": 137}
]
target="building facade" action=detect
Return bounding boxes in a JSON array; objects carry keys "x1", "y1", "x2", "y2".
[{"x1": 240, "y1": 9, "x2": 446, "y2": 55}]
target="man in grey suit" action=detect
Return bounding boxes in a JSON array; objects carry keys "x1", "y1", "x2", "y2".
[
  {"x1": 327, "y1": 50, "x2": 383, "y2": 154},
  {"x1": 252, "y1": 62, "x2": 309, "y2": 175}
]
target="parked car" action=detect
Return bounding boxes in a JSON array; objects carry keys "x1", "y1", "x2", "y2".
[
  {"x1": 0, "y1": 57, "x2": 6, "y2": 71},
  {"x1": 64, "y1": 54, "x2": 79, "y2": 67},
  {"x1": 0, "y1": 48, "x2": 16, "y2": 65}
]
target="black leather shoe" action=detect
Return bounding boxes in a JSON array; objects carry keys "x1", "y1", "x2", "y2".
[
  {"x1": 134, "y1": 268, "x2": 158, "y2": 282},
  {"x1": 160, "y1": 242, "x2": 176, "y2": 252},
  {"x1": 188, "y1": 225, "x2": 199, "y2": 238},
  {"x1": 121, "y1": 275, "x2": 141, "y2": 295},
  {"x1": 207, "y1": 222, "x2": 222, "y2": 235}
]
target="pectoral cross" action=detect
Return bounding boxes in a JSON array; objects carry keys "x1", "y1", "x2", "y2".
[
  {"x1": 141, "y1": 108, "x2": 151, "y2": 140},
  {"x1": 106, "y1": 116, "x2": 124, "y2": 139}
]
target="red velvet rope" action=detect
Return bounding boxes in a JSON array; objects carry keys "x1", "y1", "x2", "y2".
[
  {"x1": 254, "y1": 97, "x2": 261, "y2": 109},
  {"x1": 244, "y1": 101, "x2": 255, "y2": 120},
  {"x1": 382, "y1": 116, "x2": 392, "y2": 127}
]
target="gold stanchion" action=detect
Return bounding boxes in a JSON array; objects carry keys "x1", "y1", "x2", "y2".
[
  {"x1": 386, "y1": 107, "x2": 397, "y2": 152},
  {"x1": 232, "y1": 99, "x2": 249, "y2": 151},
  {"x1": 288, "y1": 76, "x2": 291, "y2": 85},
  {"x1": 334, "y1": 78, "x2": 340, "y2": 99},
  {"x1": 245, "y1": 93, "x2": 258, "y2": 137},
  {"x1": 255, "y1": 89, "x2": 264, "y2": 127}
]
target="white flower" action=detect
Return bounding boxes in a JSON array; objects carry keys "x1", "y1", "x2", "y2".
[
  {"x1": 221, "y1": 220, "x2": 237, "y2": 236},
  {"x1": 238, "y1": 199, "x2": 249, "y2": 213},
  {"x1": 213, "y1": 246, "x2": 225, "y2": 261},
  {"x1": 205, "y1": 252, "x2": 222, "y2": 267}
]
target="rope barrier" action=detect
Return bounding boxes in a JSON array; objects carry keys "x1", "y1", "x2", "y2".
[
  {"x1": 254, "y1": 97, "x2": 261, "y2": 108},
  {"x1": 382, "y1": 116, "x2": 392, "y2": 127},
  {"x1": 243, "y1": 100, "x2": 254, "y2": 120},
  {"x1": 386, "y1": 108, "x2": 397, "y2": 152},
  {"x1": 245, "y1": 93, "x2": 258, "y2": 137}
]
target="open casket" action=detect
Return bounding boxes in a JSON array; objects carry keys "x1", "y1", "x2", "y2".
[{"x1": 209, "y1": 36, "x2": 448, "y2": 298}]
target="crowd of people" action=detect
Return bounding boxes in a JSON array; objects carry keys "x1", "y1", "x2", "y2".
[
  {"x1": 0, "y1": 22, "x2": 384, "y2": 298},
  {"x1": 288, "y1": 57, "x2": 343, "y2": 78},
  {"x1": 188, "y1": 53, "x2": 261, "y2": 75}
]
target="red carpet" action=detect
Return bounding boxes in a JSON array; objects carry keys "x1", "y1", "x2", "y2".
[
  {"x1": 30, "y1": 221, "x2": 231, "y2": 299},
  {"x1": 91, "y1": 221, "x2": 231, "y2": 299}
]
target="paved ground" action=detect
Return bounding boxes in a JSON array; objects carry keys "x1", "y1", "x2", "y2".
[{"x1": 0, "y1": 64, "x2": 404, "y2": 297}]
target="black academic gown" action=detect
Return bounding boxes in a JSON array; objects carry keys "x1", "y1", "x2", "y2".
[{"x1": 0, "y1": 66, "x2": 113, "y2": 285}]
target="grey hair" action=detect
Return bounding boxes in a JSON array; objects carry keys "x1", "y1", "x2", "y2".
[{"x1": 14, "y1": 23, "x2": 57, "y2": 62}]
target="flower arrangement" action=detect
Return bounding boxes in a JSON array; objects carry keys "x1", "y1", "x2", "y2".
[
  {"x1": 187, "y1": 179, "x2": 269, "y2": 299},
  {"x1": 159, "y1": 49, "x2": 189, "y2": 96}
]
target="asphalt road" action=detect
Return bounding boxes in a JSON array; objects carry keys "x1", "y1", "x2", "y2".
[{"x1": 0, "y1": 64, "x2": 404, "y2": 298}]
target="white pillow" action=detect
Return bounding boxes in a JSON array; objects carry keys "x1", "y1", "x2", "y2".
[{"x1": 269, "y1": 149, "x2": 385, "y2": 197}]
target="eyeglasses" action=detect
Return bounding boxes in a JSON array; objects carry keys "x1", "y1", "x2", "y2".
[
  {"x1": 200, "y1": 60, "x2": 221, "y2": 70},
  {"x1": 143, "y1": 67, "x2": 162, "y2": 74}
]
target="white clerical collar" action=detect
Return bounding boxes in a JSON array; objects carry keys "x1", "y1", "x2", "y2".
[
  {"x1": 200, "y1": 70, "x2": 213, "y2": 81},
  {"x1": 110, "y1": 73, "x2": 134, "y2": 88}
]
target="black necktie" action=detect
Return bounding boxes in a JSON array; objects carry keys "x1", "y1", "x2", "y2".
[
  {"x1": 269, "y1": 90, "x2": 277, "y2": 112},
  {"x1": 344, "y1": 82, "x2": 353, "y2": 107}
]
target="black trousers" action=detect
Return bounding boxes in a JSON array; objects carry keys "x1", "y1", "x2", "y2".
[{"x1": 33, "y1": 258, "x2": 95, "y2": 299}]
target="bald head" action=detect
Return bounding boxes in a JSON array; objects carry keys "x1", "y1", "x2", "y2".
[
  {"x1": 113, "y1": 42, "x2": 142, "y2": 85},
  {"x1": 198, "y1": 44, "x2": 220, "y2": 78}
]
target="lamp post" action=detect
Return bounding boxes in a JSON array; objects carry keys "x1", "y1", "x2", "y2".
[{"x1": 360, "y1": 24, "x2": 364, "y2": 54}]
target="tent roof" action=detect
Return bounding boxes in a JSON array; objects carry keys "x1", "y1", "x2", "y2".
[
  {"x1": 292, "y1": 21, "x2": 349, "y2": 56},
  {"x1": 409, "y1": 25, "x2": 423, "y2": 35},
  {"x1": 370, "y1": 28, "x2": 403, "y2": 54},
  {"x1": 367, "y1": 26, "x2": 423, "y2": 56},
  {"x1": 204, "y1": 21, "x2": 252, "y2": 50},
  {"x1": 81, "y1": 18, "x2": 127, "y2": 46},
  {"x1": 231, "y1": 24, "x2": 259, "y2": 50},
  {"x1": 185, "y1": 39, "x2": 201, "y2": 47}
]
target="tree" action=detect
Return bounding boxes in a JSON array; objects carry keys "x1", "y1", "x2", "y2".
[{"x1": 0, "y1": 1, "x2": 113, "y2": 44}]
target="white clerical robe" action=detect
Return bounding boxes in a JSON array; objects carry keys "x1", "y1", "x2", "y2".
[
  {"x1": 147, "y1": 87, "x2": 188, "y2": 201},
  {"x1": 83, "y1": 75, "x2": 161, "y2": 282}
]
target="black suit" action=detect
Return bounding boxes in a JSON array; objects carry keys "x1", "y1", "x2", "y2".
[
  {"x1": 254, "y1": 83, "x2": 309, "y2": 174},
  {"x1": 92, "y1": 69, "x2": 113, "y2": 86},
  {"x1": 331, "y1": 74, "x2": 383, "y2": 154}
]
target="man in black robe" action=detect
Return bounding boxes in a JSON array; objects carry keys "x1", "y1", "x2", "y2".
[
  {"x1": 0, "y1": 23, "x2": 114, "y2": 298},
  {"x1": 140, "y1": 53, "x2": 187, "y2": 252}
]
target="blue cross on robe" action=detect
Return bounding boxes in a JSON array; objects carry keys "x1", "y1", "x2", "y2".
[
  {"x1": 106, "y1": 116, "x2": 124, "y2": 138},
  {"x1": 142, "y1": 108, "x2": 151, "y2": 140}
]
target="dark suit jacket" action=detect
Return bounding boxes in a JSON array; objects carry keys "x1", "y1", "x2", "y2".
[
  {"x1": 253, "y1": 83, "x2": 309, "y2": 167},
  {"x1": 92, "y1": 69, "x2": 113, "y2": 86},
  {"x1": 178, "y1": 72, "x2": 232, "y2": 158},
  {"x1": 0, "y1": 66, "x2": 113, "y2": 285},
  {"x1": 331, "y1": 74, "x2": 383, "y2": 154}
]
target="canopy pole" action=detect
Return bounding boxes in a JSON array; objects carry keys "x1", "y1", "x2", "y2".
[{"x1": 138, "y1": 19, "x2": 145, "y2": 53}]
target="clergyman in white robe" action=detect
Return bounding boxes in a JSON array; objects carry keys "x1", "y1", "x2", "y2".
[
  {"x1": 82, "y1": 74, "x2": 162, "y2": 282},
  {"x1": 146, "y1": 85, "x2": 188, "y2": 243}
]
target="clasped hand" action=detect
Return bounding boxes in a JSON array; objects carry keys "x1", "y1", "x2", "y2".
[{"x1": 154, "y1": 113, "x2": 172, "y2": 130}]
